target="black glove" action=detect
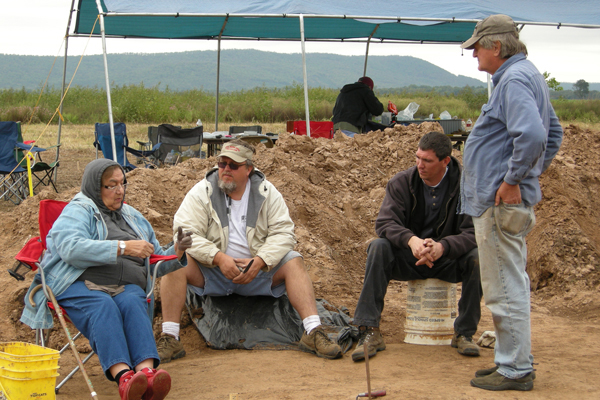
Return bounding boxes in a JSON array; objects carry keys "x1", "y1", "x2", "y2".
[{"x1": 176, "y1": 226, "x2": 193, "y2": 252}]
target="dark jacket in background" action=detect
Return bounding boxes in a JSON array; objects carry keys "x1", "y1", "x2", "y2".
[
  {"x1": 375, "y1": 156, "x2": 476, "y2": 260},
  {"x1": 332, "y1": 82, "x2": 384, "y2": 133}
]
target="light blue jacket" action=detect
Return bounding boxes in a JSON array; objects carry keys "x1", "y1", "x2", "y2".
[
  {"x1": 20, "y1": 192, "x2": 185, "y2": 329},
  {"x1": 460, "y1": 53, "x2": 563, "y2": 217}
]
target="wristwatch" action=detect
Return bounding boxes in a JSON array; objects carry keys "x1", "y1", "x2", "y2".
[{"x1": 119, "y1": 241, "x2": 126, "y2": 256}]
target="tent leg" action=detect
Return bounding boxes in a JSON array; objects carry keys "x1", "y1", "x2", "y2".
[
  {"x1": 299, "y1": 14, "x2": 311, "y2": 137},
  {"x1": 97, "y1": 9, "x2": 117, "y2": 162},
  {"x1": 56, "y1": 0, "x2": 78, "y2": 185},
  {"x1": 363, "y1": 25, "x2": 379, "y2": 76}
]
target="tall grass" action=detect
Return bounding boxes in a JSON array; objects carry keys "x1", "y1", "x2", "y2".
[{"x1": 2, "y1": 84, "x2": 599, "y2": 126}]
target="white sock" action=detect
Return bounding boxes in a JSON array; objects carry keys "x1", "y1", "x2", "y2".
[
  {"x1": 162, "y1": 322, "x2": 180, "y2": 340},
  {"x1": 303, "y1": 315, "x2": 321, "y2": 334}
]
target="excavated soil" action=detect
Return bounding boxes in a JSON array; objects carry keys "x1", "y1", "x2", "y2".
[{"x1": 0, "y1": 122, "x2": 599, "y2": 399}]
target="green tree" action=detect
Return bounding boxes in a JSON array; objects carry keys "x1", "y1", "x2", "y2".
[
  {"x1": 543, "y1": 72, "x2": 563, "y2": 91},
  {"x1": 573, "y1": 79, "x2": 589, "y2": 99}
]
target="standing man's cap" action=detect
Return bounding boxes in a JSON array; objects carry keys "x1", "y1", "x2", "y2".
[
  {"x1": 218, "y1": 143, "x2": 254, "y2": 162},
  {"x1": 358, "y1": 76, "x2": 374, "y2": 90},
  {"x1": 461, "y1": 14, "x2": 518, "y2": 49}
]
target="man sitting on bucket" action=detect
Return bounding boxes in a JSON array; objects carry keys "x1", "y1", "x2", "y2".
[
  {"x1": 156, "y1": 139, "x2": 342, "y2": 361},
  {"x1": 352, "y1": 131, "x2": 481, "y2": 361}
]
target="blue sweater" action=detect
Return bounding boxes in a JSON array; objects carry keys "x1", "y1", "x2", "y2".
[{"x1": 460, "y1": 53, "x2": 563, "y2": 217}]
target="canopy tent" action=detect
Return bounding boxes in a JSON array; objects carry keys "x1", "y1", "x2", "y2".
[{"x1": 57, "y1": 0, "x2": 600, "y2": 154}]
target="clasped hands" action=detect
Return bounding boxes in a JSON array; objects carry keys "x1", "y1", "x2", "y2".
[
  {"x1": 408, "y1": 236, "x2": 443, "y2": 268},
  {"x1": 213, "y1": 252, "x2": 262, "y2": 285}
]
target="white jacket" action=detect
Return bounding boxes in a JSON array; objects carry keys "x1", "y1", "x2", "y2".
[{"x1": 174, "y1": 168, "x2": 296, "y2": 271}]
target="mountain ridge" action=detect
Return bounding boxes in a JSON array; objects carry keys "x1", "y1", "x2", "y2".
[{"x1": 1, "y1": 49, "x2": 486, "y2": 92}]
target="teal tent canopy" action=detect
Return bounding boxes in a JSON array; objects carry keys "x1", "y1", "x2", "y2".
[{"x1": 59, "y1": 0, "x2": 600, "y2": 146}]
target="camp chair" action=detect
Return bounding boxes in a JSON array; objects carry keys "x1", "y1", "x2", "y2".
[
  {"x1": 292, "y1": 121, "x2": 334, "y2": 139},
  {"x1": 12, "y1": 122, "x2": 61, "y2": 193},
  {"x1": 10, "y1": 199, "x2": 177, "y2": 393},
  {"x1": 94, "y1": 122, "x2": 160, "y2": 170},
  {"x1": 228, "y1": 125, "x2": 263, "y2": 135},
  {"x1": 0, "y1": 121, "x2": 47, "y2": 205},
  {"x1": 156, "y1": 124, "x2": 203, "y2": 165}
]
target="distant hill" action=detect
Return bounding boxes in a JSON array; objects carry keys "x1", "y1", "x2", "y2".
[{"x1": 0, "y1": 50, "x2": 486, "y2": 92}]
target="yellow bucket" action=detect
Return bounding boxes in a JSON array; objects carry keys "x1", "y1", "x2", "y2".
[{"x1": 0, "y1": 342, "x2": 60, "y2": 400}]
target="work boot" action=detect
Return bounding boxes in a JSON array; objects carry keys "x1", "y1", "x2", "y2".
[
  {"x1": 141, "y1": 368, "x2": 171, "y2": 400},
  {"x1": 156, "y1": 333, "x2": 186, "y2": 363},
  {"x1": 298, "y1": 325, "x2": 342, "y2": 359},
  {"x1": 118, "y1": 370, "x2": 148, "y2": 400},
  {"x1": 451, "y1": 332, "x2": 480, "y2": 356},
  {"x1": 351, "y1": 326, "x2": 386, "y2": 362},
  {"x1": 470, "y1": 371, "x2": 534, "y2": 391},
  {"x1": 475, "y1": 365, "x2": 536, "y2": 380}
]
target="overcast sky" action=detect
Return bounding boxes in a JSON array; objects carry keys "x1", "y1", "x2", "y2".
[{"x1": 2, "y1": 0, "x2": 600, "y2": 86}]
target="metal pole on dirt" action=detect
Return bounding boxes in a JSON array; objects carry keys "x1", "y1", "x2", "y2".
[
  {"x1": 299, "y1": 14, "x2": 311, "y2": 137},
  {"x1": 95, "y1": 0, "x2": 118, "y2": 162}
]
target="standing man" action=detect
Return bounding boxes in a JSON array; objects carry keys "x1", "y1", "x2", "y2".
[
  {"x1": 460, "y1": 14, "x2": 563, "y2": 391},
  {"x1": 332, "y1": 76, "x2": 384, "y2": 137},
  {"x1": 352, "y1": 131, "x2": 481, "y2": 362},
  {"x1": 156, "y1": 140, "x2": 342, "y2": 361}
]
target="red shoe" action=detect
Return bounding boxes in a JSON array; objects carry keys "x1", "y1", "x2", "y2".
[
  {"x1": 141, "y1": 368, "x2": 171, "y2": 400},
  {"x1": 118, "y1": 370, "x2": 148, "y2": 400}
]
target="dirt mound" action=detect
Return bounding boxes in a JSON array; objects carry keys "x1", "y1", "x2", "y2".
[{"x1": 1, "y1": 121, "x2": 599, "y2": 345}]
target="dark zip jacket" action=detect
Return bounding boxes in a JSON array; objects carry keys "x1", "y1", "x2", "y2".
[
  {"x1": 375, "y1": 156, "x2": 476, "y2": 259},
  {"x1": 332, "y1": 82, "x2": 384, "y2": 132}
]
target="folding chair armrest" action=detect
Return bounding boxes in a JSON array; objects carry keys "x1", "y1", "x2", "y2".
[{"x1": 146, "y1": 254, "x2": 179, "y2": 299}]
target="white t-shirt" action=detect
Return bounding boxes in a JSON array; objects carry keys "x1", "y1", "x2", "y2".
[{"x1": 225, "y1": 180, "x2": 252, "y2": 259}]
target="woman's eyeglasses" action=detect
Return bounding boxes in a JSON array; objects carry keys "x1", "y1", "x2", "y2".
[
  {"x1": 218, "y1": 162, "x2": 245, "y2": 171},
  {"x1": 104, "y1": 183, "x2": 128, "y2": 191}
]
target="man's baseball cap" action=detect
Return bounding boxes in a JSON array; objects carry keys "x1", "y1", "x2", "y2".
[
  {"x1": 461, "y1": 14, "x2": 518, "y2": 49},
  {"x1": 218, "y1": 142, "x2": 254, "y2": 163},
  {"x1": 358, "y1": 76, "x2": 374, "y2": 90}
]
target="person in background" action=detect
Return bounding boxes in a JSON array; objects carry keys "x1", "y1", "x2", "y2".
[
  {"x1": 352, "y1": 131, "x2": 481, "y2": 362},
  {"x1": 332, "y1": 76, "x2": 384, "y2": 137},
  {"x1": 21, "y1": 159, "x2": 192, "y2": 400},
  {"x1": 156, "y1": 139, "x2": 342, "y2": 362},
  {"x1": 459, "y1": 14, "x2": 563, "y2": 391}
]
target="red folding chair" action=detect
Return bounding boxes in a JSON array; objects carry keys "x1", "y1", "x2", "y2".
[
  {"x1": 292, "y1": 121, "x2": 334, "y2": 139},
  {"x1": 8, "y1": 199, "x2": 68, "y2": 280}
]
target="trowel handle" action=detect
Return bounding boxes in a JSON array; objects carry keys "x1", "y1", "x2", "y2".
[{"x1": 357, "y1": 389, "x2": 386, "y2": 397}]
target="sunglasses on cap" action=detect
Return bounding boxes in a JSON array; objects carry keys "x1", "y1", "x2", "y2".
[{"x1": 218, "y1": 161, "x2": 246, "y2": 170}]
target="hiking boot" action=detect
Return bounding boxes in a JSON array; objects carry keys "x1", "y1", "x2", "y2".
[
  {"x1": 156, "y1": 333, "x2": 186, "y2": 363},
  {"x1": 298, "y1": 326, "x2": 342, "y2": 359},
  {"x1": 451, "y1": 332, "x2": 480, "y2": 356},
  {"x1": 475, "y1": 365, "x2": 536, "y2": 380},
  {"x1": 351, "y1": 326, "x2": 386, "y2": 362},
  {"x1": 141, "y1": 368, "x2": 171, "y2": 400},
  {"x1": 470, "y1": 371, "x2": 534, "y2": 391},
  {"x1": 118, "y1": 370, "x2": 148, "y2": 400}
]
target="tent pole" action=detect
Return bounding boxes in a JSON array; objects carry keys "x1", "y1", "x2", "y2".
[
  {"x1": 96, "y1": 1, "x2": 117, "y2": 162},
  {"x1": 487, "y1": 73, "x2": 492, "y2": 98},
  {"x1": 363, "y1": 25, "x2": 379, "y2": 76},
  {"x1": 56, "y1": 0, "x2": 77, "y2": 184},
  {"x1": 215, "y1": 40, "x2": 221, "y2": 131},
  {"x1": 299, "y1": 14, "x2": 310, "y2": 137},
  {"x1": 215, "y1": 16, "x2": 229, "y2": 132}
]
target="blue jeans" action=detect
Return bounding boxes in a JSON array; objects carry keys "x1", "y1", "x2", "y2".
[
  {"x1": 473, "y1": 204, "x2": 536, "y2": 379},
  {"x1": 56, "y1": 281, "x2": 159, "y2": 380}
]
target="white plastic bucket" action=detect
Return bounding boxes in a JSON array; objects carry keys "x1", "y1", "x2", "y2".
[{"x1": 404, "y1": 279, "x2": 457, "y2": 345}]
